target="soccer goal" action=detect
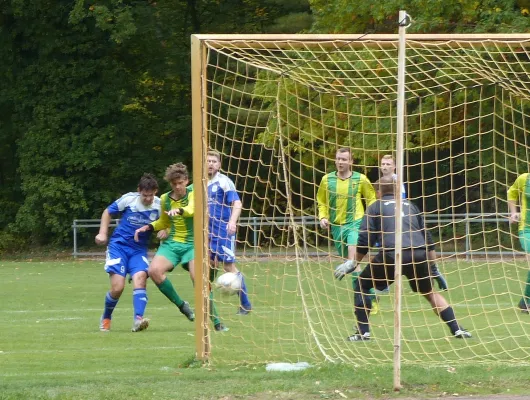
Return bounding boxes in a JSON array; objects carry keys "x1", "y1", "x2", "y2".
[{"x1": 190, "y1": 19, "x2": 530, "y2": 372}]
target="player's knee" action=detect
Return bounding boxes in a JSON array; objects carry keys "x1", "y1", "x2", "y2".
[
  {"x1": 131, "y1": 271, "x2": 147, "y2": 288},
  {"x1": 110, "y1": 285, "x2": 125, "y2": 298},
  {"x1": 148, "y1": 264, "x2": 165, "y2": 284}
]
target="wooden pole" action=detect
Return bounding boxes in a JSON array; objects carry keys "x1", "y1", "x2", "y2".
[{"x1": 191, "y1": 35, "x2": 210, "y2": 361}]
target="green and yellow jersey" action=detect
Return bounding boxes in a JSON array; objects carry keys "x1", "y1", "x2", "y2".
[
  {"x1": 317, "y1": 171, "x2": 376, "y2": 225},
  {"x1": 507, "y1": 173, "x2": 530, "y2": 231},
  {"x1": 151, "y1": 185, "x2": 194, "y2": 244}
]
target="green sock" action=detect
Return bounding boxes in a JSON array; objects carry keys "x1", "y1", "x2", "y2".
[
  {"x1": 209, "y1": 292, "x2": 221, "y2": 325},
  {"x1": 524, "y1": 270, "x2": 530, "y2": 302},
  {"x1": 157, "y1": 278, "x2": 184, "y2": 308},
  {"x1": 351, "y1": 271, "x2": 361, "y2": 291}
]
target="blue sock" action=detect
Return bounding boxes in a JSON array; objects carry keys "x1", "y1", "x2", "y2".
[
  {"x1": 132, "y1": 288, "x2": 148, "y2": 319},
  {"x1": 237, "y1": 272, "x2": 252, "y2": 310},
  {"x1": 103, "y1": 292, "x2": 119, "y2": 320}
]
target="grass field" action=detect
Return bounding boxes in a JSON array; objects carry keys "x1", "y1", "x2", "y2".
[{"x1": 1, "y1": 259, "x2": 529, "y2": 400}]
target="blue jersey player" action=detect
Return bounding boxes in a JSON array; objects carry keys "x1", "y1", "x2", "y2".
[
  {"x1": 207, "y1": 151, "x2": 252, "y2": 314},
  {"x1": 96, "y1": 173, "x2": 160, "y2": 332}
]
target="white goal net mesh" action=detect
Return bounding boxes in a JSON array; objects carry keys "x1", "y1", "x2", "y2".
[{"x1": 196, "y1": 35, "x2": 530, "y2": 365}]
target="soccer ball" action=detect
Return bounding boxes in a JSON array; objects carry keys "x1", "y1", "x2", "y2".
[{"x1": 215, "y1": 272, "x2": 242, "y2": 296}]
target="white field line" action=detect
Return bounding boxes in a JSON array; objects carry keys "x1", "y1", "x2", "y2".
[
  {"x1": 0, "y1": 345, "x2": 189, "y2": 357},
  {"x1": 0, "y1": 302, "x2": 521, "y2": 315}
]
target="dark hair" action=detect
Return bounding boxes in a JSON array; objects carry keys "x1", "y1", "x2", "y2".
[
  {"x1": 336, "y1": 147, "x2": 351, "y2": 156},
  {"x1": 138, "y1": 173, "x2": 159, "y2": 191},
  {"x1": 164, "y1": 163, "x2": 189, "y2": 181}
]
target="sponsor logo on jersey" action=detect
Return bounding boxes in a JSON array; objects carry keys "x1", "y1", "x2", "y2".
[{"x1": 127, "y1": 215, "x2": 153, "y2": 226}]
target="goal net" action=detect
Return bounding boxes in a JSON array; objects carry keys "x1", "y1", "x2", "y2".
[{"x1": 191, "y1": 33, "x2": 530, "y2": 365}]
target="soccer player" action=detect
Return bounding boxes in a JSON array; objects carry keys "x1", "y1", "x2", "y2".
[
  {"x1": 96, "y1": 173, "x2": 160, "y2": 332},
  {"x1": 134, "y1": 163, "x2": 195, "y2": 322},
  {"x1": 207, "y1": 151, "x2": 252, "y2": 315},
  {"x1": 317, "y1": 147, "x2": 379, "y2": 313},
  {"x1": 334, "y1": 176, "x2": 472, "y2": 341},
  {"x1": 380, "y1": 154, "x2": 448, "y2": 291},
  {"x1": 507, "y1": 173, "x2": 530, "y2": 314}
]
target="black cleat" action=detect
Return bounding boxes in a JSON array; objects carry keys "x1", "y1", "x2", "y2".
[
  {"x1": 214, "y1": 323, "x2": 229, "y2": 332},
  {"x1": 179, "y1": 301, "x2": 195, "y2": 321}
]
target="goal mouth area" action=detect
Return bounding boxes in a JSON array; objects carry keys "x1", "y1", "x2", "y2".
[{"x1": 191, "y1": 33, "x2": 530, "y2": 366}]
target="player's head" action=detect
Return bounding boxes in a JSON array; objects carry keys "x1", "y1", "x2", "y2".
[
  {"x1": 335, "y1": 148, "x2": 352, "y2": 173},
  {"x1": 137, "y1": 173, "x2": 158, "y2": 206},
  {"x1": 376, "y1": 175, "x2": 396, "y2": 197},
  {"x1": 207, "y1": 151, "x2": 221, "y2": 178},
  {"x1": 165, "y1": 163, "x2": 189, "y2": 198},
  {"x1": 380, "y1": 154, "x2": 395, "y2": 177}
]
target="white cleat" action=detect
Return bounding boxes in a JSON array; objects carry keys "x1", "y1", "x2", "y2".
[
  {"x1": 454, "y1": 329, "x2": 472, "y2": 339},
  {"x1": 131, "y1": 317, "x2": 150, "y2": 332}
]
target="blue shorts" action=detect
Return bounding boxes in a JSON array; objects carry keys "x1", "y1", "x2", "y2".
[
  {"x1": 210, "y1": 235, "x2": 236, "y2": 263},
  {"x1": 104, "y1": 242, "x2": 149, "y2": 278}
]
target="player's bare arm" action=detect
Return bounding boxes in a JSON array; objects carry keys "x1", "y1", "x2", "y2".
[
  {"x1": 227, "y1": 199, "x2": 242, "y2": 235},
  {"x1": 95, "y1": 209, "x2": 112, "y2": 245},
  {"x1": 134, "y1": 224, "x2": 153, "y2": 242}
]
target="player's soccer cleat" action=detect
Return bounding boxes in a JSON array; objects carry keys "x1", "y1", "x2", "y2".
[
  {"x1": 179, "y1": 301, "x2": 195, "y2": 321},
  {"x1": 454, "y1": 329, "x2": 472, "y2": 339},
  {"x1": 236, "y1": 306, "x2": 251, "y2": 315},
  {"x1": 371, "y1": 299, "x2": 379, "y2": 316},
  {"x1": 99, "y1": 318, "x2": 111, "y2": 332},
  {"x1": 131, "y1": 317, "x2": 150, "y2": 332},
  {"x1": 214, "y1": 323, "x2": 229, "y2": 332},
  {"x1": 347, "y1": 331, "x2": 371, "y2": 341},
  {"x1": 518, "y1": 298, "x2": 530, "y2": 314},
  {"x1": 430, "y1": 264, "x2": 448, "y2": 291}
]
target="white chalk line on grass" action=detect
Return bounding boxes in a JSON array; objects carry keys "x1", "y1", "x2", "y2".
[
  {"x1": 0, "y1": 345, "x2": 189, "y2": 357},
  {"x1": 0, "y1": 302, "x2": 522, "y2": 315}
]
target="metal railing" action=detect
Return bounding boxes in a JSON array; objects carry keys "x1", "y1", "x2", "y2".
[{"x1": 72, "y1": 213, "x2": 516, "y2": 258}]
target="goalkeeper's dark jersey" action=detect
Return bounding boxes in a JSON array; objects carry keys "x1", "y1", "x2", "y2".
[{"x1": 357, "y1": 194, "x2": 435, "y2": 256}]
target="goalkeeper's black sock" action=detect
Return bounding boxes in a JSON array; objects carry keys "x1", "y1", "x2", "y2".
[{"x1": 439, "y1": 306, "x2": 459, "y2": 335}]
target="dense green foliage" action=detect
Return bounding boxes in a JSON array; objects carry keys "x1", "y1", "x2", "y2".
[
  {"x1": 0, "y1": 0, "x2": 311, "y2": 250},
  {"x1": 0, "y1": 0, "x2": 528, "y2": 251}
]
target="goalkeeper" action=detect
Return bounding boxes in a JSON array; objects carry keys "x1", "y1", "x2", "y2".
[
  {"x1": 379, "y1": 154, "x2": 448, "y2": 291},
  {"x1": 507, "y1": 173, "x2": 530, "y2": 314},
  {"x1": 334, "y1": 176, "x2": 471, "y2": 341},
  {"x1": 317, "y1": 147, "x2": 378, "y2": 313}
]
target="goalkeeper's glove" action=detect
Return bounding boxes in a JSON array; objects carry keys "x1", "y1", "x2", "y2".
[
  {"x1": 430, "y1": 264, "x2": 448, "y2": 291},
  {"x1": 334, "y1": 260, "x2": 358, "y2": 281}
]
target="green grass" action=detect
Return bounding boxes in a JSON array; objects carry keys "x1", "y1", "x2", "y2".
[{"x1": 1, "y1": 259, "x2": 529, "y2": 399}]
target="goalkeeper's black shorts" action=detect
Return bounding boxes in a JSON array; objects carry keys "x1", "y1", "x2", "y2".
[{"x1": 359, "y1": 249, "x2": 433, "y2": 294}]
